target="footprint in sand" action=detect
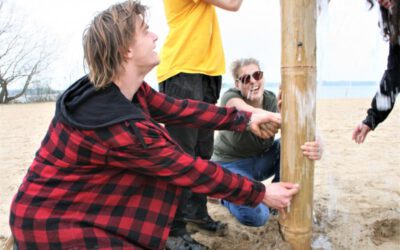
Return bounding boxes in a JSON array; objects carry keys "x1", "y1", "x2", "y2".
[{"x1": 370, "y1": 218, "x2": 400, "y2": 245}]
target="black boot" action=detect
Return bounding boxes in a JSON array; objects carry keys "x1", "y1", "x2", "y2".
[
  {"x1": 165, "y1": 233, "x2": 208, "y2": 250},
  {"x1": 185, "y1": 215, "x2": 228, "y2": 236}
]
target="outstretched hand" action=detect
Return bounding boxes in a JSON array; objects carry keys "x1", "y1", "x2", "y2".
[
  {"x1": 262, "y1": 182, "x2": 300, "y2": 216},
  {"x1": 352, "y1": 123, "x2": 372, "y2": 144},
  {"x1": 248, "y1": 112, "x2": 281, "y2": 139}
]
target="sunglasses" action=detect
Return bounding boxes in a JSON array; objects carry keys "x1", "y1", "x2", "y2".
[{"x1": 236, "y1": 71, "x2": 264, "y2": 84}]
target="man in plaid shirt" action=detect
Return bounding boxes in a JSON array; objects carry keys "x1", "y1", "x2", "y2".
[{"x1": 9, "y1": 1, "x2": 299, "y2": 249}]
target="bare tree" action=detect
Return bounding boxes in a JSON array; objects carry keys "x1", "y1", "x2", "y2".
[{"x1": 0, "y1": 0, "x2": 53, "y2": 104}]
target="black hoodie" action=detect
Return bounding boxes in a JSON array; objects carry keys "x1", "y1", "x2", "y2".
[{"x1": 56, "y1": 75, "x2": 145, "y2": 130}]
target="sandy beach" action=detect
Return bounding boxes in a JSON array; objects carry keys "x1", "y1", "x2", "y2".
[{"x1": 0, "y1": 99, "x2": 399, "y2": 249}]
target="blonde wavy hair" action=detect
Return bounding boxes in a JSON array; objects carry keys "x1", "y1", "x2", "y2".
[{"x1": 83, "y1": 0, "x2": 147, "y2": 88}]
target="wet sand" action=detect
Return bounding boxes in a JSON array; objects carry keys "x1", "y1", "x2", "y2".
[{"x1": 1, "y1": 99, "x2": 399, "y2": 249}]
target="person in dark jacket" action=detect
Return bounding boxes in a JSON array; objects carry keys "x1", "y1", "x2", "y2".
[
  {"x1": 352, "y1": 0, "x2": 399, "y2": 143},
  {"x1": 9, "y1": 1, "x2": 299, "y2": 250}
]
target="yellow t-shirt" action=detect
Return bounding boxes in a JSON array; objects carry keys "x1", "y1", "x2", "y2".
[{"x1": 157, "y1": 0, "x2": 225, "y2": 83}]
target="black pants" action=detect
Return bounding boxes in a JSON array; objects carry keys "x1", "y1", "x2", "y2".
[{"x1": 159, "y1": 73, "x2": 222, "y2": 236}]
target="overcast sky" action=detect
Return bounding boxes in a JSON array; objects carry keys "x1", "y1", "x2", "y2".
[{"x1": 9, "y1": 0, "x2": 388, "y2": 90}]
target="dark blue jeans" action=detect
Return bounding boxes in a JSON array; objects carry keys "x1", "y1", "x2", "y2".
[
  {"x1": 159, "y1": 73, "x2": 222, "y2": 236},
  {"x1": 218, "y1": 139, "x2": 280, "y2": 227}
]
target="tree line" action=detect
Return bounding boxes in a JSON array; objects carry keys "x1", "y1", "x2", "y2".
[{"x1": 0, "y1": 0, "x2": 54, "y2": 104}]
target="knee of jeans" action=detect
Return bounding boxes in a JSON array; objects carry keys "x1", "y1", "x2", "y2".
[{"x1": 237, "y1": 206, "x2": 270, "y2": 227}]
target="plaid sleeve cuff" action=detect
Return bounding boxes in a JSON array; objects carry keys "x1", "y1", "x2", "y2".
[
  {"x1": 362, "y1": 115, "x2": 376, "y2": 130},
  {"x1": 232, "y1": 110, "x2": 252, "y2": 133},
  {"x1": 244, "y1": 181, "x2": 266, "y2": 207}
]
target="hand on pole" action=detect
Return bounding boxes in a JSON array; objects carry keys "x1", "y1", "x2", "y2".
[
  {"x1": 301, "y1": 136, "x2": 323, "y2": 160},
  {"x1": 248, "y1": 112, "x2": 281, "y2": 139},
  {"x1": 277, "y1": 85, "x2": 283, "y2": 113},
  {"x1": 262, "y1": 182, "x2": 300, "y2": 213}
]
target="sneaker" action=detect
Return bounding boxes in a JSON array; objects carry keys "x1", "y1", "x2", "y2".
[
  {"x1": 185, "y1": 215, "x2": 228, "y2": 236},
  {"x1": 165, "y1": 233, "x2": 208, "y2": 250}
]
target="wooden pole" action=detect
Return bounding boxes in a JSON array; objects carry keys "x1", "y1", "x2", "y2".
[{"x1": 279, "y1": 0, "x2": 317, "y2": 249}]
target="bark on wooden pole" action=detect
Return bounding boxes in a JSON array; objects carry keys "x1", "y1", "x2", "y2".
[{"x1": 279, "y1": 0, "x2": 317, "y2": 249}]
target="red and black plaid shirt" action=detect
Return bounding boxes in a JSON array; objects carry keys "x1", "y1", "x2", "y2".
[{"x1": 10, "y1": 80, "x2": 265, "y2": 250}]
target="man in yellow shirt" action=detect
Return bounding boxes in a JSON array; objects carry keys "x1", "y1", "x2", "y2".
[{"x1": 157, "y1": 0, "x2": 243, "y2": 249}]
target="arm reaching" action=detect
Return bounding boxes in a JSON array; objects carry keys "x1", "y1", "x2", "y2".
[
  {"x1": 352, "y1": 123, "x2": 372, "y2": 144},
  {"x1": 106, "y1": 120, "x2": 265, "y2": 206},
  {"x1": 248, "y1": 112, "x2": 281, "y2": 139},
  {"x1": 145, "y1": 83, "x2": 251, "y2": 132},
  {"x1": 224, "y1": 89, "x2": 280, "y2": 139}
]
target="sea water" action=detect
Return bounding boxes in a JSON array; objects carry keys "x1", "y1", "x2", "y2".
[{"x1": 221, "y1": 81, "x2": 379, "y2": 99}]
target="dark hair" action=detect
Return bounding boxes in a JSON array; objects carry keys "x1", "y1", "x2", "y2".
[
  {"x1": 367, "y1": 0, "x2": 399, "y2": 45},
  {"x1": 83, "y1": 1, "x2": 147, "y2": 88}
]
